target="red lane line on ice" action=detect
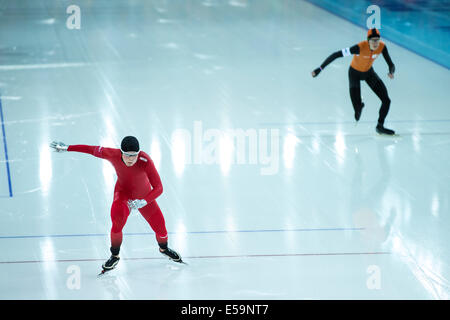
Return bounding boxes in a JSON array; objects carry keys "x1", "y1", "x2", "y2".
[{"x1": 0, "y1": 252, "x2": 391, "y2": 264}]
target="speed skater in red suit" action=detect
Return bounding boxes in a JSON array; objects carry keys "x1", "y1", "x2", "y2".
[{"x1": 50, "y1": 136, "x2": 183, "y2": 272}]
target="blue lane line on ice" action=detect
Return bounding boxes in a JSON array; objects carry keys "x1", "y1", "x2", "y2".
[
  {"x1": 0, "y1": 227, "x2": 365, "y2": 240},
  {"x1": 0, "y1": 96, "x2": 13, "y2": 197}
]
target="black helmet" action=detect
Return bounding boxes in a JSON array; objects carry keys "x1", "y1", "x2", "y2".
[{"x1": 121, "y1": 136, "x2": 140, "y2": 153}]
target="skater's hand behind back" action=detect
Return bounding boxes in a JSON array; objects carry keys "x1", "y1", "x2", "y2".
[{"x1": 388, "y1": 73, "x2": 394, "y2": 79}]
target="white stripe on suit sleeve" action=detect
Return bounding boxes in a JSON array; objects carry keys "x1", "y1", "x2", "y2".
[{"x1": 342, "y1": 47, "x2": 351, "y2": 57}]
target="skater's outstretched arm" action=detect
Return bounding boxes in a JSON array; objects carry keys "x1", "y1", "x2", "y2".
[
  {"x1": 312, "y1": 44, "x2": 359, "y2": 77},
  {"x1": 50, "y1": 142, "x2": 114, "y2": 159},
  {"x1": 382, "y1": 46, "x2": 395, "y2": 79}
]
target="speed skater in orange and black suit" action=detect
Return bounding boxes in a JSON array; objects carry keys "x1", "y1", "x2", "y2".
[{"x1": 312, "y1": 28, "x2": 396, "y2": 135}]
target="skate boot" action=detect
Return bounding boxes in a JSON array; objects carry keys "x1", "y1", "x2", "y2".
[
  {"x1": 354, "y1": 102, "x2": 364, "y2": 121},
  {"x1": 102, "y1": 255, "x2": 120, "y2": 272},
  {"x1": 376, "y1": 124, "x2": 395, "y2": 135},
  {"x1": 160, "y1": 247, "x2": 182, "y2": 263}
]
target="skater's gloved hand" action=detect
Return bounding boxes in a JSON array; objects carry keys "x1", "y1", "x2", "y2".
[
  {"x1": 311, "y1": 67, "x2": 322, "y2": 77},
  {"x1": 388, "y1": 64, "x2": 395, "y2": 79},
  {"x1": 50, "y1": 141, "x2": 68, "y2": 152},
  {"x1": 128, "y1": 199, "x2": 147, "y2": 210}
]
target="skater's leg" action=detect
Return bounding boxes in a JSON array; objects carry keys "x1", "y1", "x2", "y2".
[
  {"x1": 349, "y1": 67, "x2": 364, "y2": 121},
  {"x1": 365, "y1": 70, "x2": 391, "y2": 127},
  {"x1": 138, "y1": 201, "x2": 168, "y2": 247},
  {"x1": 139, "y1": 202, "x2": 182, "y2": 261},
  {"x1": 110, "y1": 192, "x2": 131, "y2": 255},
  {"x1": 100, "y1": 192, "x2": 130, "y2": 272}
]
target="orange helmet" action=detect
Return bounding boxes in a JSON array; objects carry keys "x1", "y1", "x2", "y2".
[{"x1": 367, "y1": 28, "x2": 380, "y2": 39}]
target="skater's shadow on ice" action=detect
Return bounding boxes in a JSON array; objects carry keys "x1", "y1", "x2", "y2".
[
  {"x1": 96, "y1": 260, "x2": 186, "y2": 299},
  {"x1": 351, "y1": 139, "x2": 398, "y2": 249},
  {"x1": 97, "y1": 274, "x2": 122, "y2": 299}
]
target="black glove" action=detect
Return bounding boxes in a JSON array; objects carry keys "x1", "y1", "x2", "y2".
[
  {"x1": 312, "y1": 67, "x2": 322, "y2": 77},
  {"x1": 389, "y1": 64, "x2": 395, "y2": 75}
]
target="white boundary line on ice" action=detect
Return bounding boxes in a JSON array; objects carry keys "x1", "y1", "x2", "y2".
[{"x1": 0, "y1": 62, "x2": 89, "y2": 71}]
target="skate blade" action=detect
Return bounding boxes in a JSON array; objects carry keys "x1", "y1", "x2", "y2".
[
  {"x1": 163, "y1": 254, "x2": 188, "y2": 265},
  {"x1": 97, "y1": 268, "x2": 114, "y2": 277},
  {"x1": 376, "y1": 133, "x2": 400, "y2": 137},
  {"x1": 168, "y1": 257, "x2": 188, "y2": 265}
]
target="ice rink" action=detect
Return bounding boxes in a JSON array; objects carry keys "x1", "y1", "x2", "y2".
[{"x1": 0, "y1": 0, "x2": 449, "y2": 300}]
